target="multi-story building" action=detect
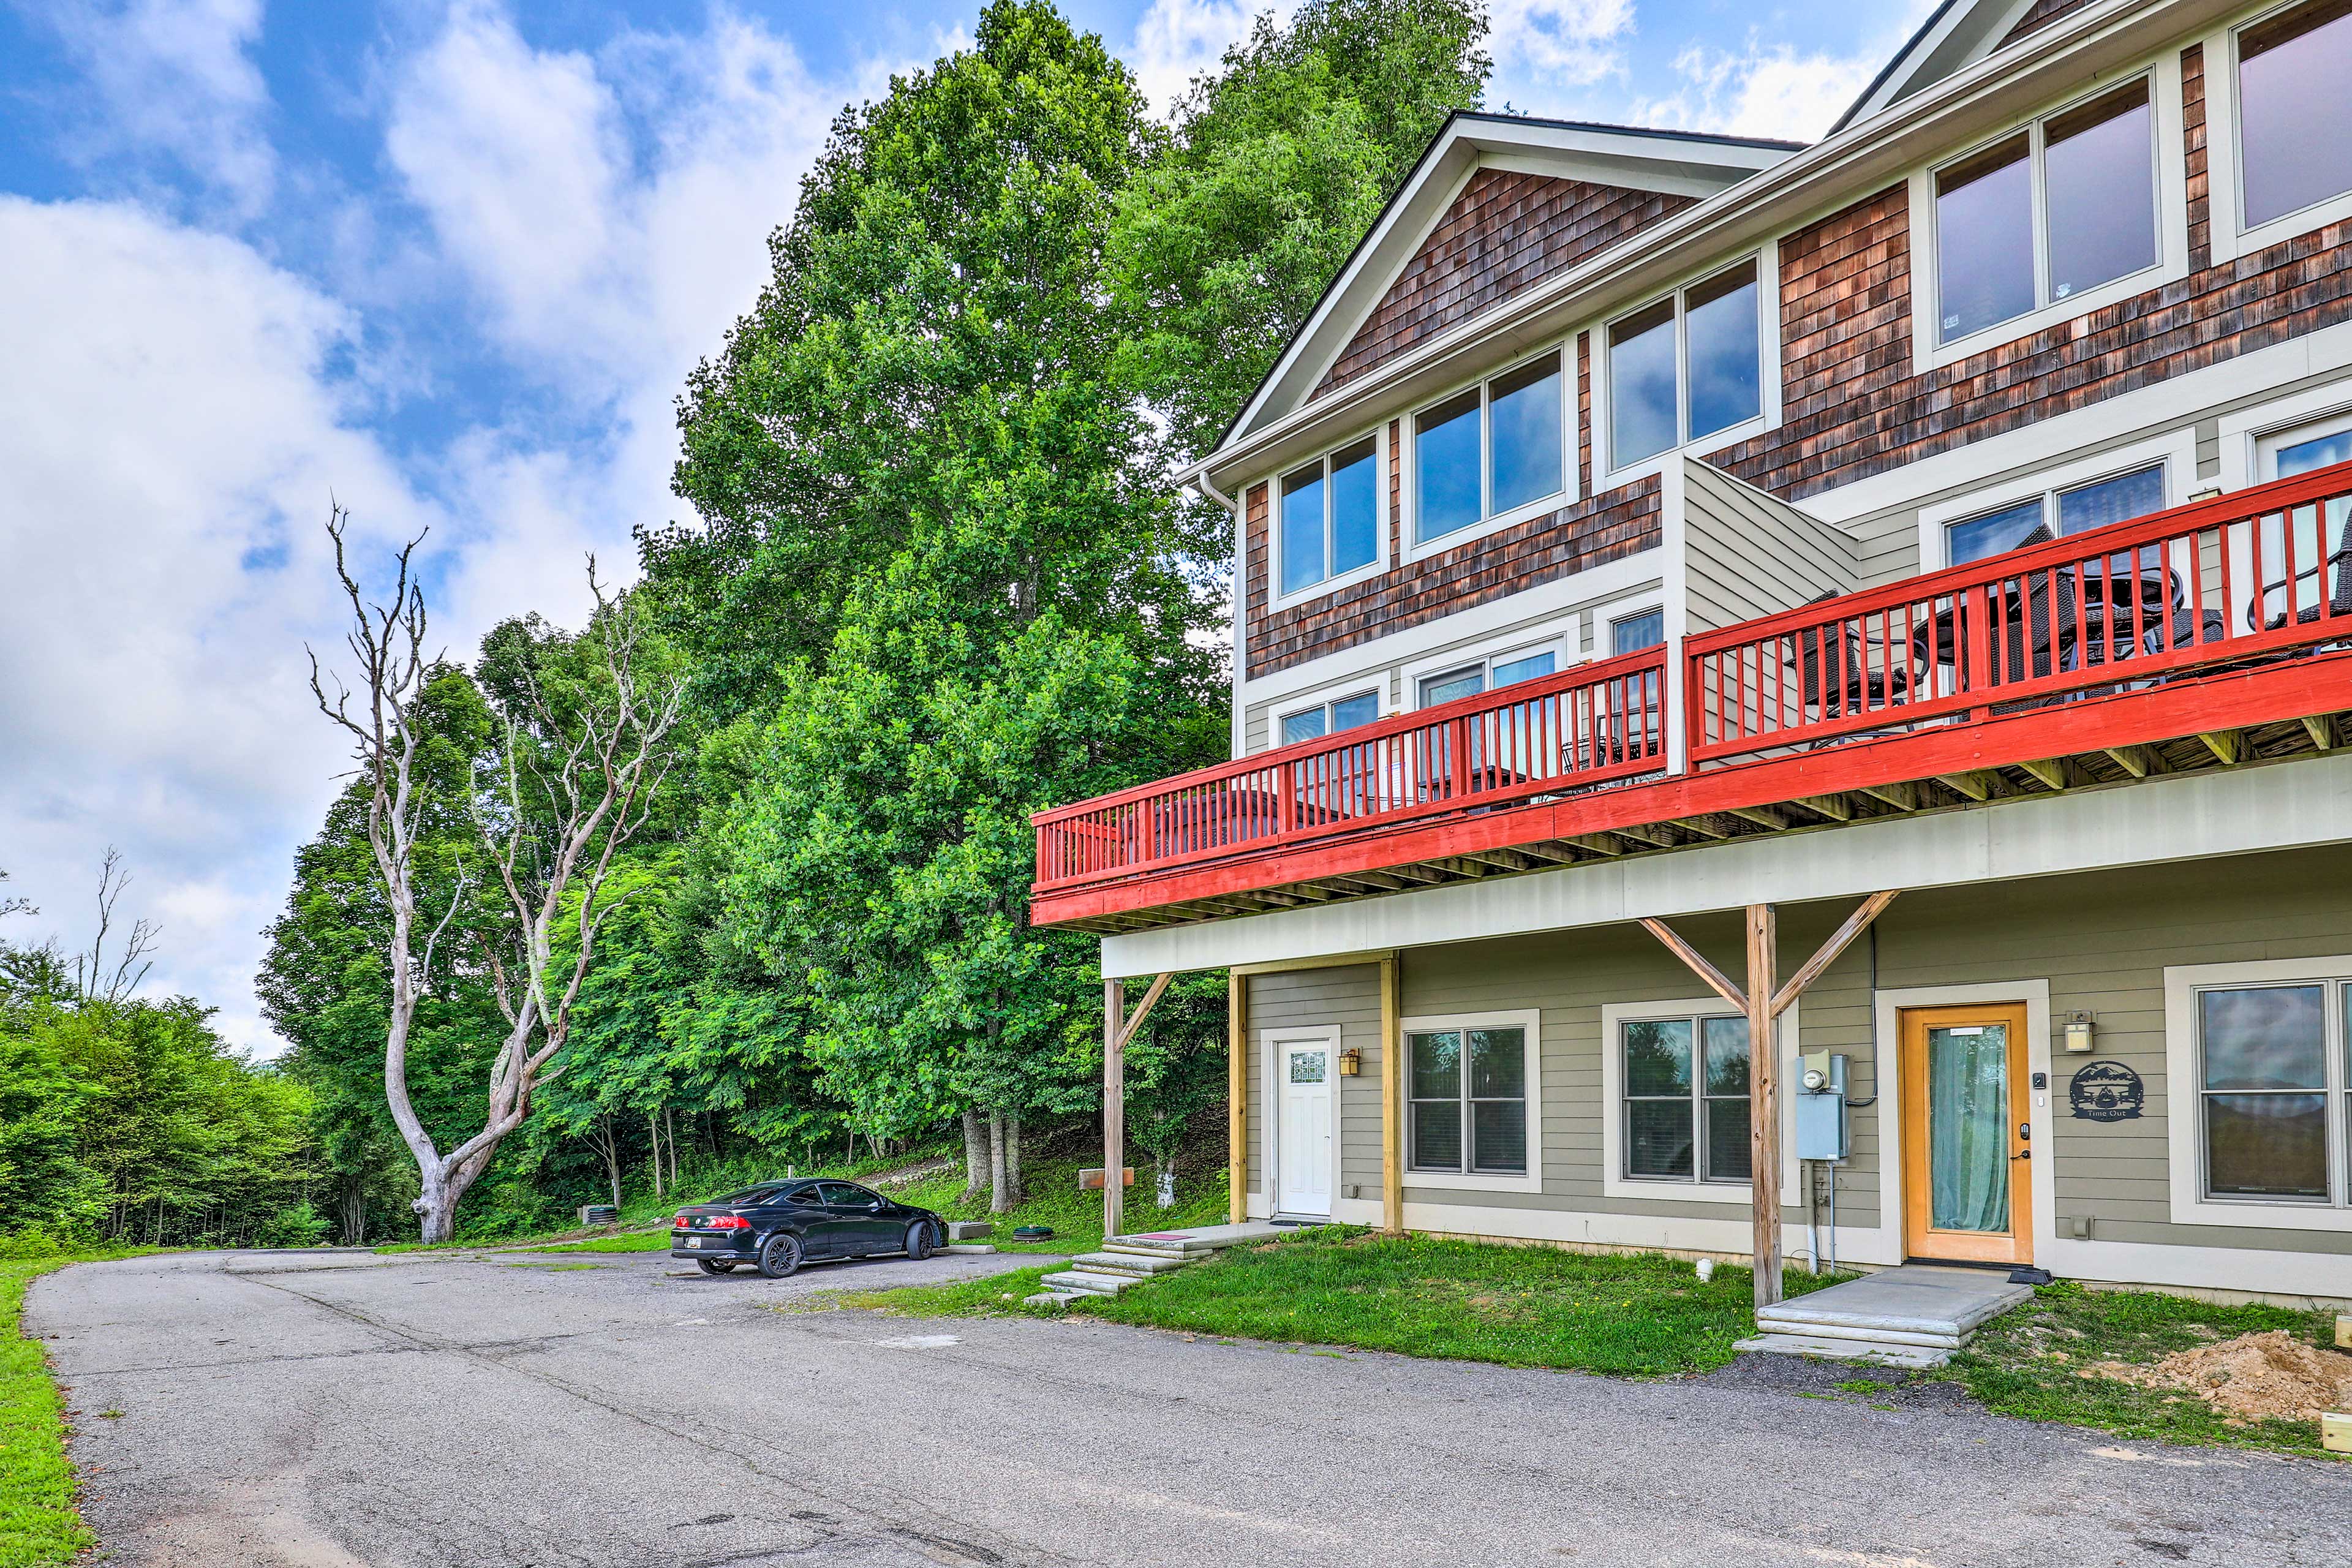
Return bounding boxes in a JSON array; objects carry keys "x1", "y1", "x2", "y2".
[{"x1": 1038, "y1": 0, "x2": 2352, "y2": 1304}]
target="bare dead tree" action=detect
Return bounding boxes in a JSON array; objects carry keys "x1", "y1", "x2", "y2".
[
  {"x1": 311, "y1": 510, "x2": 684, "y2": 1242},
  {"x1": 77, "y1": 847, "x2": 160, "y2": 1005},
  {"x1": 0, "y1": 865, "x2": 32, "y2": 923}
]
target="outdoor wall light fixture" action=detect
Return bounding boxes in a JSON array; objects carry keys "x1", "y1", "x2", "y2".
[
  {"x1": 1338, "y1": 1048, "x2": 1363, "y2": 1076},
  {"x1": 2064, "y1": 1012, "x2": 2097, "y2": 1054}
]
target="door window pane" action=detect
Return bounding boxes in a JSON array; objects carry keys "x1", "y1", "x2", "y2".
[
  {"x1": 1609, "y1": 298, "x2": 1678, "y2": 468},
  {"x1": 1925, "y1": 1025, "x2": 2011, "y2": 1233},
  {"x1": 1417, "y1": 392, "x2": 1483, "y2": 543},
  {"x1": 1947, "y1": 498, "x2": 2049, "y2": 565},
  {"x1": 2054, "y1": 464, "x2": 2166, "y2": 534},
  {"x1": 1491, "y1": 649, "x2": 1555, "y2": 688},
  {"x1": 1280, "y1": 707, "x2": 1327, "y2": 745},
  {"x1": 1420, "y1": 665, "x2": 1484, "y2": 707},
  {"x1": 1330, "y1": 692, "x2": 1380, "y2": 731},
  {"x1": 1330, "y1": 438, "x2": 1380, "y2": 575},
  {"x1": 1611, "y1": 608, "x2": 1665, "y2": 654},
  {"x1": 2206, "y1": 1093, "x2": 2329, "y2": 1197},
  {"x1": 2201, "y1": 986, "x2": 2326, "y2": 1090},
  {"x1": 1937, "y1": 135, "x2": 2035, "y2": 342},
  {"x1": 1288, "y1": 1050, "x2": 1326, "y2": 1084},
  {"x1": 1280, "y1": 464, "x2": 1325, "y2": 596},
  {"x1": 2043, "y1": 83, "x2": 2156, "y2": 300},
  {"x1": 2240, "y1": 0, "x2": 2352, "y2": 228},
  {"x1": 1685, "y1": 262, "x2": 1761, "y2": 440},
  {"x1": 1488, "y1": 356, "x2": 1564, "y2": 514}
]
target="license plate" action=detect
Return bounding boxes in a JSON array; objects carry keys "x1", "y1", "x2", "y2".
[{"x1": 686, "y1": 1237, "x2": 704, "y2": 1248}]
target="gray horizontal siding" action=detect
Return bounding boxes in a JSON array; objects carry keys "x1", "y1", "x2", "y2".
[
  {"x1": 1247, "y1": 965, "x2": 1382, "y2": 1203},
  {"x1": 1682, "y1": 458, "x2": 1861, "y2": 631}
]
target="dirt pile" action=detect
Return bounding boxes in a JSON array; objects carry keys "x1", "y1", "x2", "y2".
[{"x1": 2090, "y1": 1330, "x2": 2352, "y2": 1422}]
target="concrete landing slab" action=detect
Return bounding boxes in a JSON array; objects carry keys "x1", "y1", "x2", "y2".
[
  {"x1": 1758, "y1": 1267, "x2": 2032, "y2": 1343},
  {"x1": 1106, "y1": 1221, "x2": 1283, "y2": 1256},
  {"x1": 1735, "y1": 1333, "x2": 1952, "y2": 1370}
]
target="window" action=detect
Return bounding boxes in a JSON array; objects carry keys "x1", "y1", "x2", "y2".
[
  {"x1": 2238, "y1": 0, "x2": 2352, "y2": 231},
  {"x1": 1415, "y1": 645, "x2": 1557, "y2": 709},
  {"x1": 1607, "y1": 258, "x2": 1763, "y2": 470},
  {"x1": 1279, "y1": 689, "x2": 1380, "y2": 745},
  {"x1": 1610, "y1": 608, "x2": 1665, "y2": 656},
  {"x1": 1944, "y1": 462, "x2": 2168, "y2": 565},
  {"x1": 820, "y1": 1182, "x2": 880, "y2": 1208},
  {"x1": 2193, "y1": 979, "x2": 2349, "y2": 1206},
  {"x1": 1280, "y1": 436, "x2": 1381, "y2": 597},
  {"x1": 1413, "y1": 352, "x2": 1566, "y2": 545},
  {"x1": 1934, "y1": 80, "x2": 2157, "y2": 346},
  {"x1": 1621, "y1": 1015, "x2": 1752, "y2": 1184},
  {"x1": 1408, "y1": 1025, "x2": 1528, "y2": 1175}
]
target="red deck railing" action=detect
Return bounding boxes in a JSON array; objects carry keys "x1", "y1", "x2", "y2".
[
  {"x1": 1035, "y1": 461, "x2": 2352, "y2": 903},
  {"x1": 1033, "y1": 647, "x2": 1668, "y2": 889},
  {"x1": 1685, "y1": 464, "x2": 2352, "y2": 764}
]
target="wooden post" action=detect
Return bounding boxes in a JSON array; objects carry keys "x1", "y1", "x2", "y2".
[
  {"x1": 1380, "y1": 952, "x2": 1403, "y2": 1234},
  {"x1": 1746, "y1": 903, "x2": 1781, "y2": 1310},
  {"x1": 1227, "y1": 971, "x2": 1247, "y2": 1225},
  {"x1": 1104, "y1": 977, "x2": 1125, "y2": 1245}
]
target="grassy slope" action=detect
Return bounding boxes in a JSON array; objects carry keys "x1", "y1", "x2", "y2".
[
  {"x1": 1, "y1": 1250, "x2": 154, "y2": 1568},
  {"x1": 1935, "y1": 1281, "x2": 2346, "y2": 1460},
  {"x1": 842, "y1": 1227, "x2": 1841, "y2": 1378}
]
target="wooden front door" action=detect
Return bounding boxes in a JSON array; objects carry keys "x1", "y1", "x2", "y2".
[{"x1": 1901, "y1": 1003, "x2": 2034, "y2": 1265}]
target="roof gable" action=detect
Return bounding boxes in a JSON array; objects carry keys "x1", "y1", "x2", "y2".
[
  {"x1": 1833, "y1": 0, "x2": 2105, "y2": 135},
  {"x1": 1311, "y1": 170, "x2": 1697, "y2": 401}
]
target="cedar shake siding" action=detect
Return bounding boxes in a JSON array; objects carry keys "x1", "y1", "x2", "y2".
[
  {"x1": 1310, "y1": 170, "x2": 1697, "y2": 400},
  {"x1": 1241, "y1": 43, "x2": 2352, "y2": 682},
  {"x1": 1999, "y1": 0, "x2": 2100, "y2": 48}
]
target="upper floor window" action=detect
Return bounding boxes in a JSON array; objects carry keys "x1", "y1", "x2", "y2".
[
  {"x1": 1279, "y1": 689, "x2": 1379, "y2": 746},
  {"x1": 1280, "y1": 436, "x2": 1381, "y2": 598},
  {"x1": 1934, "y1": 79, "x2": 2157, "y2": 346},
  {"x1": 1610, "y1": 607, "x2": 1665, "y2": 655},
  {"x1": 1607, "y1": 258, "x2": 1763, "y2": 472},
  {"x1": 1414, "y1": 351, "x2": 1567, "y2": 546},
  {"x1": 1945, "y1": 461, "x2": 2167, "y2": 565},
  {"x1": 2239, "y1": 0, "x2": 2352, "y2": 230}
]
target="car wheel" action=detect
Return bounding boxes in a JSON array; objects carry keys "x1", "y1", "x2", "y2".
[
  {"x1": 756, "y1": 1232, "x2": 804, "y2": 1279},
  {"x1": 696, "y1": 1259, "x2": 736, "y2": 1275},
  {"x1": 905, "y1": 1220, "x2": 935, "y2": 1261}
]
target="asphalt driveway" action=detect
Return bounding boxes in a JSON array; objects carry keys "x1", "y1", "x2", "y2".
[{"x1": 24, "y1": 1248, "x2": 2352, "y2": 1567}]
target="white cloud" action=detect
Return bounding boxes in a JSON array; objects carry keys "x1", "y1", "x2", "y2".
[
  {"x1": 1486, "y1": 0, "x2": 1634, "y2": 94},
  {"x1": 1128, "y1": 0, "x2": 1294, "y2": 119},
  {"x1": 1627, "y1": 7, "x2": 1941, "y2": 144},
  {"x1": 0, "y1": 195, "x2": 440, "y2": 1052},
  {"x1": 36, "y1": 0, "x2": 276, "y2": 216}
]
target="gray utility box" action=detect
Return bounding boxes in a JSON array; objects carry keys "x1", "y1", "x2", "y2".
[{"x1": 1795, "y1": 1051, "x2": 1850, "y2": 1162}]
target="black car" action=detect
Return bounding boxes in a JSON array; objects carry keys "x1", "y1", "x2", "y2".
[{"x1": 670, "y1": 1178, "x2": 944, "y2": 1278}]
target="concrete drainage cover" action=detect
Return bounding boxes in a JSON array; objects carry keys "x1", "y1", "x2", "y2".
[{"x1": 872, "y1": 1334, "x2": 960, "y2": 1350}]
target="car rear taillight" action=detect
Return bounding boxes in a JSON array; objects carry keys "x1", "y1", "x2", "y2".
[
  {"x1": 673, "y1": 1213, "x2": 693, "y2": 1229},
  {"x1": 706, "y1": 1215, "x2": 750, "y2": 1230}
]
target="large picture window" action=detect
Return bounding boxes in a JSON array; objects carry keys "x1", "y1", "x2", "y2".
[
  {"x1": 1413, "y1": 352, "x2": 1566, "y2": 546},
  {"x1": 1933, "y1": 79, "x2": 2157, "y2": 346},
  {"x1": 1279, "y1": 435, "x2": 1382, "y2": 597},
  {"x1": 1607, "y1": 258, "x2": 1763, "y2": 470},
  {"x1": 2195, "y1": 979, "x2": 2350, "y2": 1206},
  {"x1": 1621, "y1": 1015, "x2": 1752, "y2": 1184},
  {"x1": 2238, "y1": 0, "x2": 2352, "y2": 231},
  {"x1": 1943, "y1": 462, "x2": 2168, "y2": 565},
  {"x1": 1408, "y1": 1025, "x2": 1529, "y2": 1176}
]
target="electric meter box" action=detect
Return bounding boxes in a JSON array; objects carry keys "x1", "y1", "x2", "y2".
[{"x1": 1795, "y1": 1052, "x2": 1849, "y2": 1161}]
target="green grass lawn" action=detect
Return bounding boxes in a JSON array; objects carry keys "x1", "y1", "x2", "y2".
[
  {"x1": 1932, "y1": 1281, "x2": 2347, "y2": 1460},
  {"x1": 881, "y1": 1154, "x2": 1228, "y2": 1254},
  {"x1": 840, "y1": 1227, "x2": 1841, "y2": 1378},
  {"x1": 518, "y1": 1230, "x2": 674, "y2": 1254},
  {"x1": 2, "y1": 1248, "x2": 156, "y2": 1567}
]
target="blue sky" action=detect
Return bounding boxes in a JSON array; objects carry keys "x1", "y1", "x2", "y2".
[{"x1": 0, "y1": 0, "x2": 1929, "y2": 1052}]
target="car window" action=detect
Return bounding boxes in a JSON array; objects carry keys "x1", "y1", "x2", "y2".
[
  {"x1": 715, "y1": 1185, "x2": 785, "y2": 1206},
  {"x1": 819, "y1": 1182, "x2": 878, "y2": 1207},
  {"x1": 783, "y1": 1186, "x2": 824, "y2": 1208}
]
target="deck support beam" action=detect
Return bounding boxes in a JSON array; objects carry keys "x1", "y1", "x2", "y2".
[
  {"x1": 1104, "y1": 971, "x2": 1173, "y2": 1243},
  {"x1": 2105, "y1": 744, "x2": 2155, "y2": 778},
  {"x1": 2015, "y1": 757, "x2": 2068, "y2": 793},
  {"x1": 2304, "y1": 715, "x2": 2336, "y2": 752},
  {"x1": 2198, "y1": 729, "x2": 2244, "y2": 765},
  {"x1": 1641, "y1": 891, "x2": 1902, "y2": 1312}
]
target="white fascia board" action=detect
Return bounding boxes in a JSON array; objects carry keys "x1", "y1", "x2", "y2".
[
  {"x1": 1837, "y1": 0, "x2": 2034, "y2": 134},
  {"x1": 1098, "y1": 750, "x2": 2352, "y2": 978},
  {"x1": 1197, "y1": 0, "x2": 2239, "y2": 500}
]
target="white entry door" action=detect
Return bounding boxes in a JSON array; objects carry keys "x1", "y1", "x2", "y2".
[{"x1": 1275, "y1": 1036, "x2": 1335, "y2": 1218}]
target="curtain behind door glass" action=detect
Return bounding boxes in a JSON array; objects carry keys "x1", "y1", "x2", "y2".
[{"x1": 1927, "y1": 1025, "x2": 2010, "y2": 1232}]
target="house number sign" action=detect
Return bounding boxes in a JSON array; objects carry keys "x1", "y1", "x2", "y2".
[{"x1": 2068, "y1": 1060, "x2": 2145, "y2": 1122}]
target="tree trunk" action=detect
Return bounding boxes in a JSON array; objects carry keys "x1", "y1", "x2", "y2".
[
  {"x1": 601, "y1": 1118, "x2": 622, "y2": 1210},
  {"x1": 1155, "y1": 1154, "x2": 1177, "y2": 1208},
  {"x1": 988, "y1": 1110, "x2": 1010, "y2": 1215},
  {"x1": 648, "y1": 1111, "x2": 665, "y2": 1201},
  {"x1": 666, "y1": 1107, "x2": 679, "y2": 1191},
  {"x1": 1006, "y1": 1115, "x2": 1023, "y2": 1205},
  {"x1": 960, "y1": 1110, "x2": 987, "y2": 1200}
]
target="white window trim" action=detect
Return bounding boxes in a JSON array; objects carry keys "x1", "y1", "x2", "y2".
[
  {"x1": 1603, "y1": 594, "x2": 1668, "y2": 657},
  {"x1": 1914, "y1": 431, "x2": 2196, "y2": 568},
  {"x1": 2165, "y1": 955, "x2": 2352, "y2": 1232},
  {"x1": 1591, "y1": 242, "x2": 1784, "y2": 492},
  {"x1": 2252, "y1": 406, "x2": 2352, "y2": 481},
  {"x1": 2203, "y1": 1, "x2": 2352, "y2": 267},
  {"x1": 2216, "y1": 382, "x2": 2352, "y2": 491},
  {"x1": 1401, "y1": 627, "x2": 1576, "y2": 710},
  {"x1": 1398, "y1": 1008, "x2": 1542, "y2": 1194},
  {"x1": 1600, "y1": 997, "x2": 1804, "y2": 1207},
  {"x1": 1907, "y1": 55, "x2": 2188, "y2": 375},
  {"x1": 1269, "y1": 426, "x2": 1393, "y2": 612},
  {"x1": 1272, "y1": 674, "x2": 1390, "y2": 748},
  {"x1": 1401, "y1": 347, "x2": 1577, "y2": 565},
  {"x1": 1260, "y1": 1022, "x2": 1343, "y2": 1221}
]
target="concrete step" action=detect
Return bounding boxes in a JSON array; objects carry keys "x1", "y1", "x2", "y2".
[
  {"x1": 1071, "y1": 1251, "x2": 1193, "y2": 1276},
  {"x1": 1735, "y1": 1333, "x2": 1952, "y2": 1370},
  {"x1": 1752, "y1": 1315, "x2": 1967, "y2": 1350},
  {"x1": 946, "y1": 1221, "x2": 994, "y2": 1242},
  {"x1": 1023, "y1": 1291, "x2": 1085, "y2": 1310},
  {"x1": 1105, "y1": 1221, "x2": 1284, "y2": 1257},
  {"x1": 1038, "y1": 1270, "x2": 1144, "y2": 1296}
]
